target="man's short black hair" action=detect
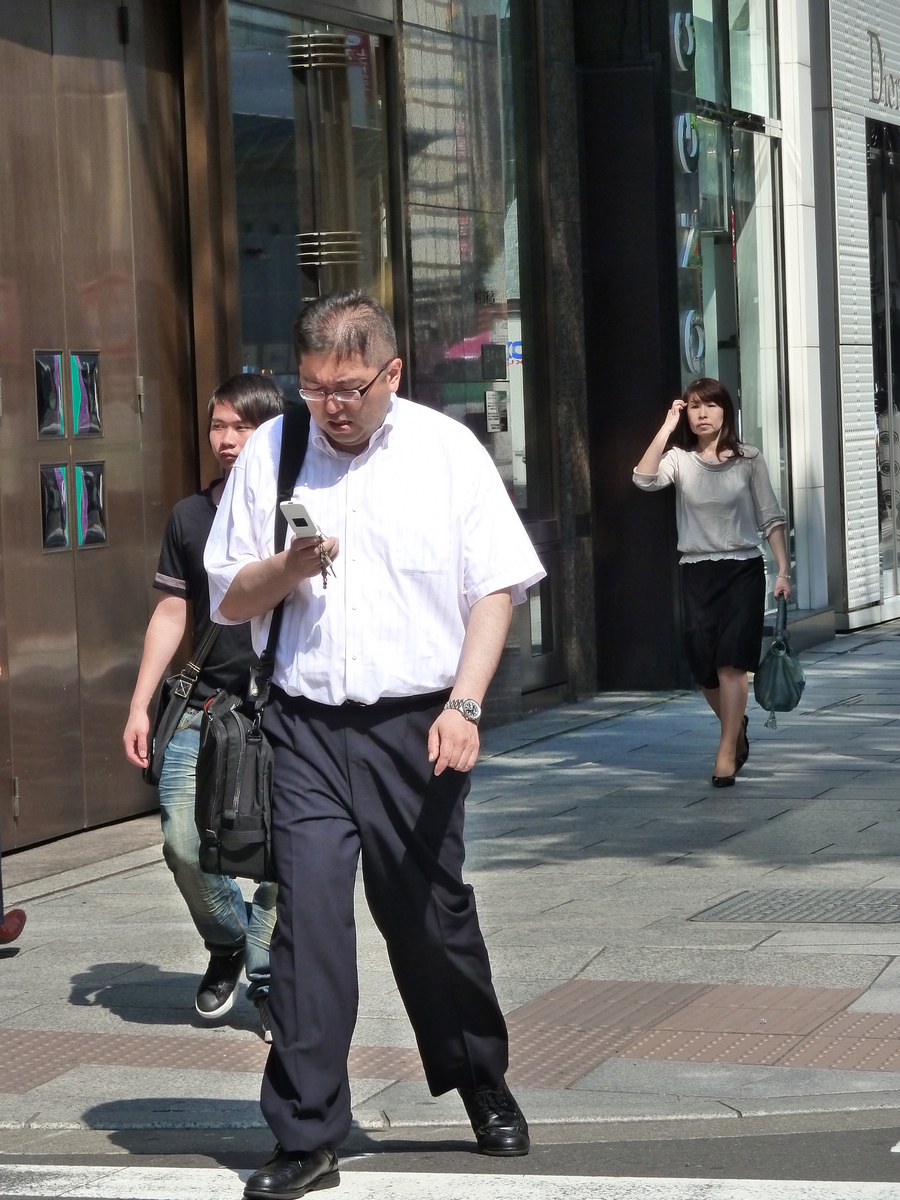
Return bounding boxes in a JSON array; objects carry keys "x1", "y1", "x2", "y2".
[
  {"x1": 293, "y1": 291, "x2": 398, "y2": 367},
  {"x1": 207, "y1": 373, "x2": 285, "y2": 429}
]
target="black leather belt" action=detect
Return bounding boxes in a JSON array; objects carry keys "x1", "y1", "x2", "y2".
[{"x1": 343, "y1": 689, "x2": 451, "y2": 709}]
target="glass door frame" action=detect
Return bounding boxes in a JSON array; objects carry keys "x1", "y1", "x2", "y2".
[{"x1": 223, "y1": 0, "x2": 410, "y2": 391}]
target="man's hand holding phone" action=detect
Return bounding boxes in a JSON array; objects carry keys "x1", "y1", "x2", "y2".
[{"x1": 280, "y1": 500, "x2": 339, "y2": 585}]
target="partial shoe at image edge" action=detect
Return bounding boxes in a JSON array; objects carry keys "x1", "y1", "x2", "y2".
[
  {"x1": 0, "y1": 908, "x2": 25, "y2": 945},
  {"x1": 243, "y1": 1146, "x2": 339, "y2": 1199}
]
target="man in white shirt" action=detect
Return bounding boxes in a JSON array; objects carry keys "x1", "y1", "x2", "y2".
[{"x1": 205, "y1": 292, "x2": 545, "y2": 1200}]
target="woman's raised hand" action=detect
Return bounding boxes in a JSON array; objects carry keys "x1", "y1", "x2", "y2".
[{"x1": 662, "y1": 398, "x2": 686, "y2": 433}]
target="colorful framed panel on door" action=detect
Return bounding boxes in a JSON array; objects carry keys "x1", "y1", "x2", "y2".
[
  {"x1": 40, "y1": 464, "x2": 70, "y2": 551},
  {"x1": 74, "y1": 462, "x2": 106, "y2": 547},
  {"x1": 35, "y1": 352, "x2": 65, "y2": 438},
  {"x1": 70, "y1": 352, "x2": 102, "y2": 436}
]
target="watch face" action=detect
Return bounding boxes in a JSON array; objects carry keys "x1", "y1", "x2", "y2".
[{"x1": 462, "y1": 699, "x2": 481, "y2": 722}]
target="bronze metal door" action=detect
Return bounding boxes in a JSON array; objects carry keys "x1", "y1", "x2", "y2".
[
  {"x1": 0, "y1": 2, "x2": 84, "y2": 846},
  {"x1": 0, "y1": 0, "x2": 193, "y2": 847}
]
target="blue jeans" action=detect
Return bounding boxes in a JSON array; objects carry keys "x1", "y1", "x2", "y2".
[{"x1": 158, "y1": 709, "x2": 276, "y2": 1002}]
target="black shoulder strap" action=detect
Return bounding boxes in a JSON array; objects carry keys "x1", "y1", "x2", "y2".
[
  {"x1": 249, "y1": 403, "x2": 312, "y2": 714},
  {"x1": 274, "y1": 402, "x2": 313, "y2": 551},
  {"x1": 172, "y1": 621, "x2": 220, "y2": 700}
]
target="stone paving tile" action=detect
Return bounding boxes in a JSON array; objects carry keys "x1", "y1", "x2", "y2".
[
  {"x1": 507, "y1": 978, "x2": 712, "y2": 1031},
  {"x1": 652, "y1": 983, "x2": 864, "y2": 1036},
  {"x1": 507, "y1": 1023, "x2": 640, "y2": 1088},
  {"x1": 616, "y1": 1028, "x2": 803, "y2": 1066},
  {"x1": 347, "y1": 1046, "x2": 423, "y2": 1081},
  {"x1": 779, "y1": 1034, "x2": 900, "y2": 1071}
]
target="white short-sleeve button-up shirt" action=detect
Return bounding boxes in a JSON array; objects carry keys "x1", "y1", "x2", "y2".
[{"x1": 204, "y1": 396, "x2": 546, "y2": 705}]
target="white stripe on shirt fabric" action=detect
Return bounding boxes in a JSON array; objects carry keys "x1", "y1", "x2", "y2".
[
  {"x1": 153, "y1": 572, "x2": 187, "y2": 593},
  {"x1": 204, "y1": 397, "x2": 546, "y2": 705}
]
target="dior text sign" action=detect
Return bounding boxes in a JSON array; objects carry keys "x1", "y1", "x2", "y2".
[{"x1": 870, "y1": 31, "x2": 900, "y2": 110}]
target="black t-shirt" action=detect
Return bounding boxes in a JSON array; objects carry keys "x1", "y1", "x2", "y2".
[{"x1": 154, "y1": 488, "x2": 255, "y2": 705}]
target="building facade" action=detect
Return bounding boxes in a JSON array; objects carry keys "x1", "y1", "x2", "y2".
[
  {"x1": 0, "y1": 0, "x2": 894, "y2": 848},
  {"x1": 812, "y1": 0, "x2": 900, "y2": 628},
  {"x1": 0, "y1": 0, "x2": 593, "y2": 849}
]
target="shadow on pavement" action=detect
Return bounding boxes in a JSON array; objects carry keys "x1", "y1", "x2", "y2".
[
  {"x1": 69, "y1": 962, "x2": 261, "y2": 1035},
  {"x1": 87, "y1": 1117, "x2": 475, "y2": 1169}
]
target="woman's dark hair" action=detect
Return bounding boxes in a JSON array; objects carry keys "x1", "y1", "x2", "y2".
[
  {"x1": 207, "y1": 373, "x2": 285, "y2": 430},
  {"x1": 668, "y1": 377, "x2": 745, "y2": 459}
]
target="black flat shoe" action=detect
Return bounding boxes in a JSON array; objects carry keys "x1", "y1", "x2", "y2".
[
  {"x1": 712, "y1": 773, "x2": 736, "y2": 788},
  {"x1": 736, "y1": 715, "x2": 750, "y2": 772},
  {"x1": 243, "y1": 1146, "x2": 339, "y2": 1199},
  {"x1": 459, "y1": 1081, "x2": 530, "y2": 1156}
]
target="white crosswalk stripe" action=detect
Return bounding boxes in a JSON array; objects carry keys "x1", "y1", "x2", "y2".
[{"x1": 2, "y1": 1166, "x2": 900, "y2": 1200}]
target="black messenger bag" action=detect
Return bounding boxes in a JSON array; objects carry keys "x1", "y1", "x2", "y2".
[
  {"x1": 143, "y1": 623, "x2": 220, "y2": 787},
  {"x1": 194, "y1": 404, "x2": 311, "y2": 882}
]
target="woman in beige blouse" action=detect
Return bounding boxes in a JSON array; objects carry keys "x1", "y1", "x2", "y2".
[{"x1": 634, "y1": 378, "x2": 792, "y2": 787}]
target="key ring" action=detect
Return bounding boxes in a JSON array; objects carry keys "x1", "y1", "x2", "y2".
[{"x1": 315, "y1": 527, "x2": 335, "y2": 589}]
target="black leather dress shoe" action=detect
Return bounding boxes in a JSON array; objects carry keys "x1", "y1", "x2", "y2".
[
  {"x1": 243, "y1": 1146, "x2": 339, "y2": 1199},
  {"x1": 459, "y1": 1081, "x2": 530, "y2": 1156}
]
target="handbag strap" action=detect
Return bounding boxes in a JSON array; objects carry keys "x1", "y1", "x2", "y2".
[
  {"x1": 249, "y1": 403, "x2": 312, "y2": 715},
  {"x1": 171, "y1": 621, "x2": 221, "y2": 700},
  {"x1": 773, "y1": 594, "x2": 788, "y2": 644}
]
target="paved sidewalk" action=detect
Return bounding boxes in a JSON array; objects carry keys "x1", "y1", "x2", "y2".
[{"x1": 5, "y1": 623, "x2": 900, "y2": 1142}]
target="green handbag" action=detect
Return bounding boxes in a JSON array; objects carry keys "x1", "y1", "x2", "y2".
[{"x1": 753, "y1": 597, "x2": 806, "y2": 729}]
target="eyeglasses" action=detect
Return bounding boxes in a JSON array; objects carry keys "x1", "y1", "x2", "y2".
[{"x1": 298, "y1": 359, "x2": 394, "y2": 406}]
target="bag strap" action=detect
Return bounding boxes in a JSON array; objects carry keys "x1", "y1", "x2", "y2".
[
  {"x1": 248, "y1": 403, "x2": 312, "y2": 715},
  {"x1": 171, "y1": 621, "x2": 220, "y2": 700},
  {"x1": 774, "y1": 594, "x2": 788, "y2": 644}
]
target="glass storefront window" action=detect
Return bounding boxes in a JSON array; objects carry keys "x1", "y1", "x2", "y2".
[
  {"x1": 728, "y1": 0, "x2": 777, "y2": 118},
  {"x1": 228, "y1": 3, "x2": 392, "y2": 392},
  {"x1": 692, "y1": 0, "x2": 725, "y2": 106},
  {"x1": 868, "y1": 121, "x2": 900, "y2": 601},
  {"x1": 403, "y1": 1, "x2": 534, "y2": 509},
  {"x1": 669, "y1": 0, "x2": 791, "y2": 606},
  {"x1": 733, "y1": 129, "x2": 785, "y2": 496},
  {"x1": 227, "y1": 1, "x2": 542, "y2": 516},
  {"x1": 678, "y1": 0, "x2": 777, "y2": 118}
]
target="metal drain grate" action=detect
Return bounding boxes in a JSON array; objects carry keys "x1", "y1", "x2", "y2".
[{"x1": 692, "y1": 888, "x2": 900, "y2": 924}]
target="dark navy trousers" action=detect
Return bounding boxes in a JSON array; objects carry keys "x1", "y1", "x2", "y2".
[{"x1": 260, "y1": 687, "x2": 509, "y2": 1152}]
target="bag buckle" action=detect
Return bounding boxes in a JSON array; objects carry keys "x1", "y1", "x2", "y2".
[{"x1": 173, "y1": 678, "x2": 192, "y2": 699}]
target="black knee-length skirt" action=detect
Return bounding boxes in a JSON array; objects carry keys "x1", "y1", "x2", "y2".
[{"x1": 680, "y1": 557, "x2": 766, "y2": 689}]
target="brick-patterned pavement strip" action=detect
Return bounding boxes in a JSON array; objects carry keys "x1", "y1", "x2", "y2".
[{"x1": 6, "y1": 979, "x2": 900, "y2": 1095}]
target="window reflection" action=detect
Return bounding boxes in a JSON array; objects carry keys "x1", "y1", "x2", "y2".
[
  {"x1": 405, "y1": 2, "x2": 530, "y2": 507},
  {"x1": 40, "y1": 465, "x2": 69, "y2": 550},
  {"x1": 70, "y1": 353, "x2": 102, "y2": 436},
  {"x1": 75, "y1": 463, "x2": 106, "y2": 547},
  {"x1": 35, "y1": 352, "x2": 64, "y2": 438},
  {"x1": 691, "y1": 0, "x2": 725, "y2": 105},
  {"x1": 670, "y1": 0, "x2": 789, "y2": 607},
  {"x1": 728, "y1": 0, "x2": 777, "y2": 119},
  {"x1": 228, "y1": 3, "x2": 391, "y2": 393},
  {"x1": 868, "y1": 121, "x2": 900, "y2": 600}
]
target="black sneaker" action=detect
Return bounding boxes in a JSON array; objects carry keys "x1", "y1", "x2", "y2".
[
  {"x1": 459, "y1": 1080, "x2": 530, "y2": 1156},
  {"x1": 257, "y1": 996, "x2": 273, "y2": 1044},
  {"x1": 195, "y1": 950, "x2": 244, "y2": 1019}
]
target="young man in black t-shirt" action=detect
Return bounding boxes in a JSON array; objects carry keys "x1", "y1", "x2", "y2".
[{"x1": 124, "y1": 375, "x2": 284, "y2": 1039}]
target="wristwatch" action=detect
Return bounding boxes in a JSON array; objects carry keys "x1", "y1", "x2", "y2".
[{"x1": 444, "y1": 698, "x2": 482, "y2": 725}]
